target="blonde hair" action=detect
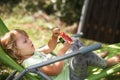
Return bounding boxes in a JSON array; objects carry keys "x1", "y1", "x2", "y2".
[{"x1": 0, "y1": 29, "x2": 28, "y2": 63}]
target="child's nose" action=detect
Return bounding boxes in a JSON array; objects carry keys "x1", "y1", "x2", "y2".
[{"x1": 28, "y1": 39, "x2": 32, "y2": 43}]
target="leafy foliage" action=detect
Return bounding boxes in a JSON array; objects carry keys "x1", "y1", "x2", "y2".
[{"x1": 0, "y1": 0, "x2": 84, "y2": 25}]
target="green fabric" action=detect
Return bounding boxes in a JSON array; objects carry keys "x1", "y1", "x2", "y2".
[
  {"x1": 51, "y1": 61, "x2": 69, "y2": 80},
  {"x1": 22, "y1": 50, "x2": 70, "y2": 80}
]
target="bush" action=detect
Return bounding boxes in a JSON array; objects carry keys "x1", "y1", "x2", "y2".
[
  {"x1": 43, "y1": 0, "x2": 84, "y2": 25},
  {"x1": 0, "y1": 0, "x2": 84, "y2": 25}
]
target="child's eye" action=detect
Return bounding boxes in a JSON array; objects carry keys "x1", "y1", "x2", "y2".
[{"x1": 23, "y1": 39, "x2": 27, "y2": 43}]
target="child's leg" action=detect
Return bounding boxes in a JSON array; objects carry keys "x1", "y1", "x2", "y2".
[
  {"x1": 84, "y1": 52, "x2": 107, "y2": 68},
  {"x1": 97, "y1": 51, "x2": 109, "y2": 58},
  {"x1": 68, "y1": 39, "x2": 107, "y2": 68},
  {"x1": 86, "y1": 52, "x2": 120, "y2": 68},
  {"x1": 69, "y1": 55, "x2": 88, "y2": 80},
  {"x1": 67, "y1": 39, "x2": 88, "y2": 80},
  {"x1": 106, "y1": 54, "x2": 120, "y2": 67},
  {"x1": 67, "y1": 39, "x2": 107, "y2": 80}
]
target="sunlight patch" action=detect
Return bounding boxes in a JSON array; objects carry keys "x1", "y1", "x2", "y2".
[
  {"x1": 106, "y1": 69, "x2": 114, "y2": 74},
  {"x1": 108, "y1": 45, "x2": 120, "y2": 49},
  {"x1": 92, "y1": 69, "x2": 103, "y2": 74}
]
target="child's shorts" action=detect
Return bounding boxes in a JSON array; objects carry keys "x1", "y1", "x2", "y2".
[{"x1": 66, "y1": 39, "x2": 107, "y2": 80}]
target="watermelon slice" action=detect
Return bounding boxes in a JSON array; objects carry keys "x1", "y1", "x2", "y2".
[{"x1": 59, "y1": 32, "x2": 73, "y2": 43}]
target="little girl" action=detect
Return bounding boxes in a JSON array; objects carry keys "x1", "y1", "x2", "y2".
[{"x1": 0, "y1": 28, "x2": 120, "y2": 80}]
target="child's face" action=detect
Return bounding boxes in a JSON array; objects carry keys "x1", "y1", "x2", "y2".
[{"x1": 15, "y1": 31, "x2": 35, "y2": 57}]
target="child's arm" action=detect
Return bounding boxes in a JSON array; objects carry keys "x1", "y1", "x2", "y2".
[
  {"x1": 39, "y1": 61, "x2": 64, "y2": 76},
  {"x1": 38, "y1": 28, "x2": 60, "y2": 54},
  {"x1": 39, "y1": 42, "x2": 71, "y2": 76}
]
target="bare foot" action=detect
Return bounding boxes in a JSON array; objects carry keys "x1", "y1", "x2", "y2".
[
  {"x1": 106, "y1": 54, "x2": 120, "y2": 67},
  {"x1": 97, "y1": 51, "x2": 109, "y2": 58}
]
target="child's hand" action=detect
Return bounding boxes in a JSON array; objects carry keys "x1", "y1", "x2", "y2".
[
  {"x1": 62, "y1": 41, "x2": 71, "y2": 51},
  {"x1": 57, "y1": 41, "x2": 72, "y2": 56},
  {"x1": 52, "y1": 28, "x2": 60, "y2": 38}
]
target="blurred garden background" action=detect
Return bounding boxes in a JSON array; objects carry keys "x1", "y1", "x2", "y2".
[{"x1": 0, "y1": 0, "x2": 120, "y2": 80}]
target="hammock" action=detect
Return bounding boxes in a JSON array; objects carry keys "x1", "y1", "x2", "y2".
[{"x1": 0, "y1": 18, "x2": 120, "y2": 80}]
